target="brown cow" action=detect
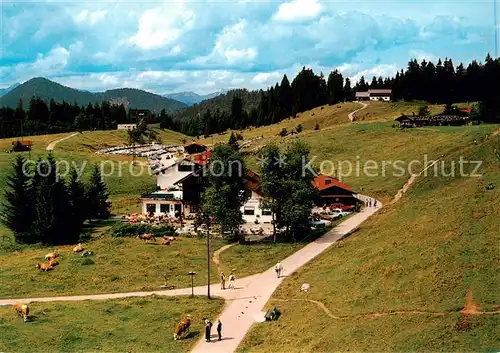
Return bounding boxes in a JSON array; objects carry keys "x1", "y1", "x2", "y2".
[
  {"x1": 173, "y1": 317, "x2": 191, "y2": 340},
  {"x1": 73, "y1": 243, "x2": 84, "y2": 253},
  {"x1": 44, "y1": 252, "x2": 59, "y2": 260},
  {"x1": 35, "y1": 263, "x2": 54, "y2": 272},
  {"x1": 137, "y1": 233, "x2": 156, "y2": 241},
  {"x1": 13, "y1": 303, "x2": 29, "y2": 322}
]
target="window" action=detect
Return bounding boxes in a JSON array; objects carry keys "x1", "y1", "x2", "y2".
[
  {"x1": 325, "y1": 179, "x2": 331, "y2": 185},
  {"x1": 160, "y1": 204, "x2": 169, "y2": 213},
  {"x1": 178, "y1": 162, "x2": 195, "y2": 172},
  {"x1": 262, "y1": 209, "x2": 272, "y2": 216},
  {"x1": 244, "y1": 207, "x2": 255, "y2": 215},
  {"x1": 146, "y1": 204, "x2": 157, "y2": 213}
]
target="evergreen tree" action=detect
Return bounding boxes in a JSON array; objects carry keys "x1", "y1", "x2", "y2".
[
  {"x1": 66, "y1": 166, "x2": 87, "y2": 242},
  {"x1": 327, "y1": 70, "x2": 344, "y2": 104},
  {"x1": 201, "y1": 144, "x2": 249, "y2": 235},
  {"x1": 228, "y1": 132, "x2": 239, "y2": 151},
  {"x1": 1, "y1": 155, "x2": 36, "y2": 243},
  {"x1": 86, "y1": 165, "x2": 111, "y2": 220},
  {"x1": 260, "y1": 144, "x2": 287, "y2": 241},
  {"x1": 31, "y1": 154, "x2": 71, "y2": 245}
]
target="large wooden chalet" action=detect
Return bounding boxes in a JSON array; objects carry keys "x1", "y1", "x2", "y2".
[
  {"x1": 312, "y1": 174, "x2": 358, "y2": 206},
  {"x1": 396, "y1": 107, "x2": 472, "y2": 128}
]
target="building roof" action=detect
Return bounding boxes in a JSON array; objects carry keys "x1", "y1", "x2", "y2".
[
  {"x1": 355, "y1": 91, "x2": 370, "y2": 98},
  {"x1": 368, "y1": 89, "x2": 392, "y2": 95},
  {"x1": 312, "y1": 174, "x2": 353, "y2": 192},
  {"x1": 141, "y1": 192, "x2": 177, "y2": 200},
  {"x1": 184, "y1": 143, "x2": 207, "y2": 154},
  {"x1": 12, "y1": 140, "x2": 33, "y2": 146},
  {"x1": 186, "y1": 150, "x2": 212, "y2": 165}
]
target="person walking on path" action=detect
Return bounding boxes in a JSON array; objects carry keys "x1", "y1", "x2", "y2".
[
  {"x1": 374, "y1": 200, "x2": 378, "y2": 208},
  {"x1": 220, "y1": 272, "x2": 226, "y2": 290},
  {"x1": 205, "y1": 319, "x2": 213, "y2": 342},
  {"x1": 228, "y1": 272, "x2": 235, "y2": 289},
  {"x1": 217, "y1": 319, "x2": 222, "y2": 341},
  {"x1": 275, "y1": 261, "x2": 283, "y2": 278}
]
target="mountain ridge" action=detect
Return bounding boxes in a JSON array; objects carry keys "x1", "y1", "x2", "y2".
[
  {"x1": 0, "y1": 77, "x2": 187, "y2": 114},
  {"x1": 164, "y1": 90, "x2": 226, "y2": 106}
]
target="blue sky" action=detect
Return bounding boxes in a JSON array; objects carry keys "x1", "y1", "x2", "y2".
[{"x1": 1, "y1": 0, "x2": 498, "y2": 94}]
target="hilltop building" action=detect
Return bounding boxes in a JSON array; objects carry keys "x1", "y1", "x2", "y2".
[{"x1": 355, "y1": 89, "x2": 392, "y2": 101}]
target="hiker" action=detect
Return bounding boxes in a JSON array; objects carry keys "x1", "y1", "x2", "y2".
[
  {"x1": 220, "y1": 272, "x2": 226, "y2": 290},
  {"x1": 205, "y1": 319, "x2": 213, "y2": 342},
  {"x1": 275, "y1": 261, "x2": 283, "y2": 278},
  {"x1": 217, "y1": 319, "x2": 222, "y2": 341},
  {"x1": 228, "y1": 272, "x2": 235, "y2": 289},
  {"x1": 374, "y1": 200, "x2": 377, "y2": 207}
]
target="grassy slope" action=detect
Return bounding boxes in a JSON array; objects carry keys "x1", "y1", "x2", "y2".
[
  {"x1": 198, "y1": 101, "x2": 491, "y2": 203},
  {"x1": 0, "y1": 231, "x2": 226, "y2": 298},
  {"x1": 238, "y1": 135, "x2": 500, "y2": 352},
  {"x1": 0, "y1": 296, "x2": 224, "y2": 352}
]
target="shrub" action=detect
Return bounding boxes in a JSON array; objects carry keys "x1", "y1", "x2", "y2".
[
  {"x1": 314, "y1": 123, "x2": 320, "y2": 131},
  {"x1": 109, "y1": 223, "x2": 175, "y2": 237},
  {"x1": 296, "y1": 124, "x2": 303, "y2": 133},
  {"x1": 279, "y1": 128, "x2": 287, "y2": 137},
  {"x1": 81, "y1": 258, "x2": 95, "y2": 266}
]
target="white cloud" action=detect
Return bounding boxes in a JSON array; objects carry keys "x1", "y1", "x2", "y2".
[
  {"x1": 252, "y1": 72, "x2": 281, "y2": 83},
  {"x1": 129, "y1": 2, "x2": 195, "y2": 49},
  {"x1": 349, "y1": 64, "x2": 398, "y2": 84},
  {"x1": 409, "y1": 50, "x2": 437, "y2": 62},
  {"x1": 30, "y1": 46, "x2": 70, "y2": 74},
  {"x1": 73, "y1": 9, "x2": 107, "y2": 25},
  {"x1": 274, "y1": 0, "x2": 323, "y2": 22}
]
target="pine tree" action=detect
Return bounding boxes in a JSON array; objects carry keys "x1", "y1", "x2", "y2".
[
  {"x1": 201, "y1": 144, "x2": 249, "y2": 236},
  {"x1": 1, "y1": 155, "x2": 36, "y2": 243},
  {"x1": 67, "y1": 166, "x2": 87, "y2": 242},
  {"x1": 228, "y1": 132, "x2": 239, "y2": 151},
  {"x1": 31, "y1": 154, "x2": 71, "y2": 245},
  {"x1": 86, "y1": 165, "x2": 111, "y2": 220}
]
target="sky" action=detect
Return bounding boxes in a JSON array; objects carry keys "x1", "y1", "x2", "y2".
[{"x1": 1, "y1": 0, "x2": 498, "y2": 95}]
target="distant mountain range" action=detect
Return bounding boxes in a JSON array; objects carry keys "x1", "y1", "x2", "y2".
[
  {"x1": 164, "y1": 90, "x2": 226, "y2": 106},
  {"x1": 0, "y1": 77, "x2": 187, "y2": 114},
  {"x1": 0, "y1": 83, "x2": 20, "y2": 97}
]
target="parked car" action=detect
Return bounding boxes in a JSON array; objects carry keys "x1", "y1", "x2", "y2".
[{"x1": 329, "y1": 208, "x2": 351, "y2": 217}]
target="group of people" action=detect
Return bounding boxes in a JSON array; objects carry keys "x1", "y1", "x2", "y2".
[
  {"x1": 366, "y1": 199, "x2": 377, "y2": 208},
  {"x1": 220, "y1": 271, "x2": 236, "y2": 290},
  {"x1": 205, "y1": 319, "x2": 222, "y2": 342}
]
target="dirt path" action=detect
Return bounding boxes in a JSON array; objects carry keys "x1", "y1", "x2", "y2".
[
  {"x1": 46, "y1": 132, "x2": 79, "y2": 151},
  {"x1": 213, "y1": 242, "x2": 237, "y2": 275},
  {"x1": 348, "y1": 101, "x2": 368, "y2": 122},
  {"x1": 0, "y1": 204, "x2": 382, "y2": 353},
  {"x1": 190, "y1": 204, "x2": 381, "y2": 353},
  {"x1": 274, "y1": 295, "x2": 500, "y2": 320}
]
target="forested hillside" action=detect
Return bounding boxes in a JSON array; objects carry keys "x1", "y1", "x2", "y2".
[
  {"x1": 167, "y1": 54, "x2": 500, "y2": 136},
  {"x1": 1, "y1": 55, "x2": 499, "y2": 139}
]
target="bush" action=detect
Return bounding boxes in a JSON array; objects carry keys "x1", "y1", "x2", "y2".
[
  {"x1": 296, "y1": 124, "x2": 303, "y2": 133},
  {"x1": 109, "y1": 223, "x2": 175, "y2": 237},
  {"x1": 314, "y1": 123, "x2": 320, "y2": 131},
  {"x1": 81, "y1": 258, "x2": 95, "y2": 266},
  {"x1": 279, "y1": 128, "x2": 287, "y2": 137}
]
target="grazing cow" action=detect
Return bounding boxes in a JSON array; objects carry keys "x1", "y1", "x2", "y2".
[
  {"x1": 161, "y1": 238, "x2": 174, "y2": 245},
  {"x1": 73, "y1": 243, "x2": 84, "y2": 253},
  {"x1": 44, "y1": 252, "x2": 59, "y2": 260},
  {"x1": 13, "y1": 303, "x2": 29, "y2": 322},
  {"x1": 137, "y1": 233, "x2": 156, "y2": 241},
  {"x1": 173, "y1": 317, "x2": 191, "y2": 340},
  {"x1": 35, "y1": 263, "x2": 54, "y2": 272},
  {"x1": 48, "y1": 259, "x2": 59, "y2": 266}
]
